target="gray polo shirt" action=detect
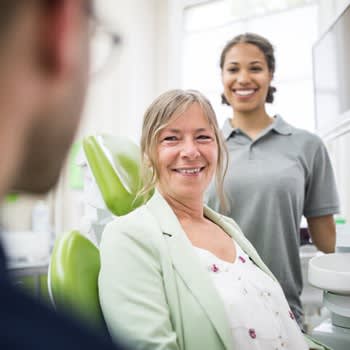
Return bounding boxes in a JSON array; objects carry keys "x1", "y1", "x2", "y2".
[{"x1": 206, "y1": 115, "x2": 339, "y2": 326}]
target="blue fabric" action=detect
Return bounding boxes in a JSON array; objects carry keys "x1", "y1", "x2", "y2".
[{"x1": 0, "y1": 242, "x2": 128, "y2": 350}]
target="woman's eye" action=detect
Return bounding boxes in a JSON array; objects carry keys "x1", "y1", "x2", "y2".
[
  {"x1": 228, "y1": 67, "x2": 238, "y2": 73},
  {"x1": 251, "y1": 66, "x2": 263, "y2": 72},
  {"x1": 163, "y1": 136, "x2": 178, "y2": 142},
  {"x1": 197, "y1": 135, "x2": 212, "y2": 141}
]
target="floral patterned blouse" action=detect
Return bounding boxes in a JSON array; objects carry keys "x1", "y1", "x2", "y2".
[{"x1": 193, "y1": 241, "x2": 308, "y2": 350}]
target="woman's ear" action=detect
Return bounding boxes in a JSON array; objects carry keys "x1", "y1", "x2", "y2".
[{"x1": 143, "y1": 153, "x2": 152, "y2": 168}]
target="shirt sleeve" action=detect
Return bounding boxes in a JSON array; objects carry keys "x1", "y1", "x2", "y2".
[
  {"x1": 98, "y1": 218, "x2": 179, "y2": 350},
  {"x1": 303, "y1": 140, "x2": 340, "y2": 218}
]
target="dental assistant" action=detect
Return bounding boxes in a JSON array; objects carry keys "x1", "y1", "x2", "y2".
[{"x1": 206, "y1": 33, "x2": 339, "y2": 328}]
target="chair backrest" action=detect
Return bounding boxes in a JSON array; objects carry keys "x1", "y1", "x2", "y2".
[
  {"x1": 48, "y1": 134, "x2": 153, "y2": 333},
  {"x1": 48, "y1": 230, "x2": 106, "y2": 333}
]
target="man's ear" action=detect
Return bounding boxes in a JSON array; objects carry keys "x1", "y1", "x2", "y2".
[{"x1": 40, "y1": 0, "x2": 84, "y2": 76}]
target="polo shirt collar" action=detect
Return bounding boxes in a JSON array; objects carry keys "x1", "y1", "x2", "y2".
[
  {"x1": 222, "y1": 114, "x2": 293, "y2": 140},
  {"x1": 272, "y1": 115, "x2": 293, "y2": 135},
  {"x1": 222, "y1": 118, "x2": 235, "y2": 140}
]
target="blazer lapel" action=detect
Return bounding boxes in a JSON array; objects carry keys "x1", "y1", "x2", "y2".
[
  {"x1": 146, "y1": 191, "x2": 232, "y2": 350},
  {"x1": 204, "y1": 206, "x2": 276, "y2": 281}
]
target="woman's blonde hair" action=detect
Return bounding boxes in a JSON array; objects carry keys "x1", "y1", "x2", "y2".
[{"x1": 139, "y1": 89, "x2": 228, "y2": 211}]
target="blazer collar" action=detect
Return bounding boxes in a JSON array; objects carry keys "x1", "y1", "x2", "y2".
[
  {"x1": 146, "y1": 190, "x2": 233, "y2": 349},
  {"x1": 204, "y1": 206, "x2": 275, "y2": 280},
  {"x1": 146, "y1": 191, "x2": 273, "y2": 279}
]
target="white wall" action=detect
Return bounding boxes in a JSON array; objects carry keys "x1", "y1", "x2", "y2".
[
  {"x1": 154, "y1": 0, "x2": 184, "y2": 95},
  {"x1": 318, "y1": 0, "x2": 350, "y2": 32},
  {"x1": 80, "y1": 0, "x2": 186, "y2": 141},
  {"x1": 78, "y1": 0, "x2": 184, "y2": 143},
  {"x1": 318, "y1": 0, "x2": 350, "y2": 221},
  {"x1": 80, "y1": 0, "x2": 158, "y2": 144}
]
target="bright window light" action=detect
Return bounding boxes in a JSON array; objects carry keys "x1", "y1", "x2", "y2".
[{"x1": 182, "y1": 0, "x2": 319, "y2": 131}]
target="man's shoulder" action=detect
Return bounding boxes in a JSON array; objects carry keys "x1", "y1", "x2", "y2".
[{"x1": 0, "y1": 280, "x2": 126, "y2": 350}]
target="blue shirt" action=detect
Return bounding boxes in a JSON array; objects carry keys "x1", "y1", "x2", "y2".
[{"x1": 0, "y1": 236, "x2": 128, "y2": 350}]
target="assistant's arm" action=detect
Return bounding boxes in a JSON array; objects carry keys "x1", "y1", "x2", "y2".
[
  {"x1": 307, "y1": 215, "x2": 335, "y2": 253},
  {"x1": 304, "y1": 139, "x2": 339, "y2": 254}
]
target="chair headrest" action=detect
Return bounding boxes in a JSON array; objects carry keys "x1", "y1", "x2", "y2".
[{"x1": 83, "y1": 134, "x2": 152, "y2": 216}]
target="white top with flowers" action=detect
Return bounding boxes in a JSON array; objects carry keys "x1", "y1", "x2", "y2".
[{"x1": 193, "y1": 241, "x2": 308, "y2": 350}]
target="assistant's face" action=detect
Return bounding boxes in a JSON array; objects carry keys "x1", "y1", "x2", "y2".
[
  {"x1": 156, "y1": 103, "x2": 218, "y2": 202},
  {"x1": 221, "y1": 43, "x2": 272, "y2": 115},
  {"x1": 15, "y1": 6, "x2": 91, "y2": 193}
]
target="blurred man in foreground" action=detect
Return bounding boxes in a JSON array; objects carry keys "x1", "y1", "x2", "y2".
[{"x1": 0, "y1": 1, "x2": 128, "y2": 349}]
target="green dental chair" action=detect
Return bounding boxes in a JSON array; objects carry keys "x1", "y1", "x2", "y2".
[
  {"x1": 48, "y1": 230, "x2": 105, "y2": 331},
  {"x1": 48, "y1": 134, "x2": 153, "y2": 333}
]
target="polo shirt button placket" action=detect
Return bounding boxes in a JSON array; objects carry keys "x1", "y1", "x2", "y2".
[{"x1": 249, "y1": 144, "x2": 254, "y2": 160}]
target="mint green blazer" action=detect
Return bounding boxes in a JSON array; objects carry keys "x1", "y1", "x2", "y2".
[{"x1": 98, "y1": 191, "x2": 324, "y2": 350}]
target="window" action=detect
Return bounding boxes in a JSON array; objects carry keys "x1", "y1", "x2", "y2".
[{"x1": 182, "y1": 0, "x2": 319, "y2": 131}]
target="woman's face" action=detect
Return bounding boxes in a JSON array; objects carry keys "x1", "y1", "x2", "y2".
[
  {"x1": 156, "y1": 102, "x2": 218, "y2": 202},
  {"x1": 221, "y1": 43, "x2": 272, "y2": 115}
]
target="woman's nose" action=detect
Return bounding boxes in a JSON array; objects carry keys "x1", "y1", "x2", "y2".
[
  {"x1": 181, "y1": 141, "x2": 200, "y2": 159},
  {"x1": 237, "y1": 70, "x2": 249, "y2": 83}
]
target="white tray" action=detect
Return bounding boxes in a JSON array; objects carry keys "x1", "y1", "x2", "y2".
[{"x1": 308, "y1": 253, "x2": 350, "y2": 295}]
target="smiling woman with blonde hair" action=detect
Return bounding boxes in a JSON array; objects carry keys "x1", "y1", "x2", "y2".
[
  {"x1": 99, "y1": 89, "x2": 325, "y2": 350},
  {"x1": 139, "y1": 89, "x2": 228, "y2": 211}
]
